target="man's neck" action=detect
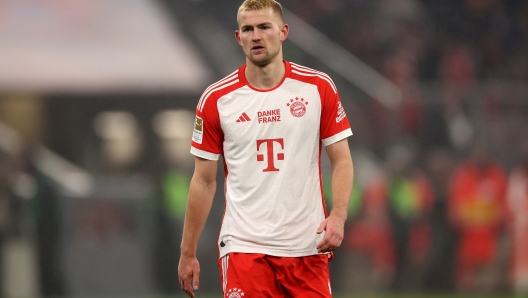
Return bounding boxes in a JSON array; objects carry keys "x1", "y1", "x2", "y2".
[{"x1": 245, "y1": 58, "x2": 285, "y2": 90}]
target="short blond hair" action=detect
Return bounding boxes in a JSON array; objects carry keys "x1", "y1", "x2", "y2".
[{"x1": 237, "y1": 0, "x2": 283, "y2": 25}]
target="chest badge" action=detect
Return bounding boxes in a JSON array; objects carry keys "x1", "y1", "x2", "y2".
[{"x1": 287, "y1": 97, "x2": 308, "y2": 117}]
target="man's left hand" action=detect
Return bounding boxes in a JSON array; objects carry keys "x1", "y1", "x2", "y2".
[{"x1": 316, "y1": 214, "x2": 345, "y2": 253}]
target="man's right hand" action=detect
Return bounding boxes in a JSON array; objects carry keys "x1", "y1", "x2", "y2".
[
  {"x1": 178, "y1": 254, "x2": 200, "y2": 298},
  {"x1": 178, "y1": 157, "x2": 217, "y2": 297}
]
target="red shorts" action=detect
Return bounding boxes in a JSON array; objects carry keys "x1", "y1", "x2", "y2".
[{"x1": 218, "y1": 253, "x2": 332, "y2": 297}]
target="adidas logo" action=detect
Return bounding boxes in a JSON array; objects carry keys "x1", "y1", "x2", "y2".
[{"x1": 236, "y1": 112, "x2": 251, "y2": 122}]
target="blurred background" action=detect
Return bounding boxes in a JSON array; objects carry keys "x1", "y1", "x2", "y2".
[{"x1": 0, "y1": 0, "x2": 527, "y2": 297}]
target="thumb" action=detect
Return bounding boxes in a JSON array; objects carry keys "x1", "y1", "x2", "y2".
[
  {"x1": 317, "y1": 220, "x2": 327, "y2": 234},
  {"x1": 193, "y1": 268, "x2": 200, "y2": 290}
]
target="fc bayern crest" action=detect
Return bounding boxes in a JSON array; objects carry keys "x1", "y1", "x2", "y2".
[
  {"x1": 287, "y1": 97, "x2": 309, "y2": 117},
  {"x1": 226, "y1": 288, "x2": 245, "y2": 298}
]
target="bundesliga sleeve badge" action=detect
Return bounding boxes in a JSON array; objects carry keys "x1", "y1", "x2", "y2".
[{"x1": 192, "y1": 116, "x2": 203, "y2": 144}]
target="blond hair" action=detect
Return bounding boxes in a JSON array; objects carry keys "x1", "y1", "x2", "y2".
[{"x1": 237, "y1": 0, "x2": 283, "y2": 25}]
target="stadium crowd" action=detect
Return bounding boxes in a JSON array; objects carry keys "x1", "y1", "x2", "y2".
[{"x1": 278, "y1": 0, "x2": 528, "y2": 293}]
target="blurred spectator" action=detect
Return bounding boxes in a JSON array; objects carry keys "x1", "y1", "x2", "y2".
[
  {"x1": 423, "y1": 147, "x2": 457, "y2": 291},
  {"x1": 506, "y1": 140, "x2": 528, "y2": 294},
  {"x1": 420, "y1": 103, "x2": 450, "y2": 150},
  {"x1": 439, "y1": 42, "x2": 476, "y2": 84},
  {"x1": 384, "y1": 142, "x2": 435, "y2": 292},
  {"x1": 439, "y1": 43, "x2": 477, "y2": 116},
  {"x1": 343, "y1": 173, "x2": 396, "y2": 292},
  {"x1": 383, "y1": 54, "x2": 425, "y2": 138},
  {"x1": 447, "y1": 143, "x2": 508, "y2": 292}
]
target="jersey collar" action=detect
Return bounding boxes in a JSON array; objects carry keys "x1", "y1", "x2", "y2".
[{"x1": 239, "y1": 60, "x2": 291, "y2": 92}]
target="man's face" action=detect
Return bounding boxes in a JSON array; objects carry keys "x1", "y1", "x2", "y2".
[{"x1": 235, "y1": 8, "x2": 288, "y2": 67}]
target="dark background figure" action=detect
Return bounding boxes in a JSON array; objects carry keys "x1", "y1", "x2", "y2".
[
  {"x1": 423, "y1": 147, "x2": 457, "y2": 292},
  {"x1": 384, "y1": 142, "x2": 435, "y2": 292}
]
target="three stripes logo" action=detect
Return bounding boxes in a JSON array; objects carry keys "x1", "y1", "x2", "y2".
[{"x1": 236, "y1": 112, "x2": 251, "y2": 122}]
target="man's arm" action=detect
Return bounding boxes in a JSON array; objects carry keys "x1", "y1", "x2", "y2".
[
  {"x1": 178, "y1": 156, "x2": 218, "y2": 298},
  {"x1": 316, "y1": 138, "x2": 354, "y2": 253}
]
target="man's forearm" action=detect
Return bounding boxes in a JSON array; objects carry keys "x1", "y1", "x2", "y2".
[
  {"x1": 330, "y1": 158, "x2": 354, "y2": 221},
  {"x1": 180, "y1": 177, "x2": 217, "y2": 256}
]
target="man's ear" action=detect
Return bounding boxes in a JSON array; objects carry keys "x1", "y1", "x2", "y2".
[
  {"x1": 235, "y1": 30, "x2": 242, "y2": 45},
  {"x1": 280, "y1": 24, "x2": 289, "y2": 42}
]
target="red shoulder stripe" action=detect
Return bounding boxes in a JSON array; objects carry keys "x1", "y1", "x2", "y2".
[
  {"x1": 290, "y1": 63, "x2": 337, "y2": 94},
  {"x1": 197, "y1": 71, "x2": 239, "y2": 111}
]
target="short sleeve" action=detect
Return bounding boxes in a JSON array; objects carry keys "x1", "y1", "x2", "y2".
[
  {"x1": 190, "y1": 98, "x2": 223, "y2": 160},
  {"x1": 319, "y1": 80, "x2": 352, "y2": 146}
]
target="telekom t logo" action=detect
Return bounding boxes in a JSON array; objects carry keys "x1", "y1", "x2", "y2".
[{"x1": 256, "y1": 138, "x2": 284, "y2": 172}]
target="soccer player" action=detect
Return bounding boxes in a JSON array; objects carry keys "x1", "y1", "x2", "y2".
[{"x1": 178, "y1": 0, "x2": 354, "y2": 297}]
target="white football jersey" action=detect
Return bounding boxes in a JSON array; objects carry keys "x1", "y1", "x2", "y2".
[{"x1": 191, "y1": 61, "x2": 352, "y2": 258}]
